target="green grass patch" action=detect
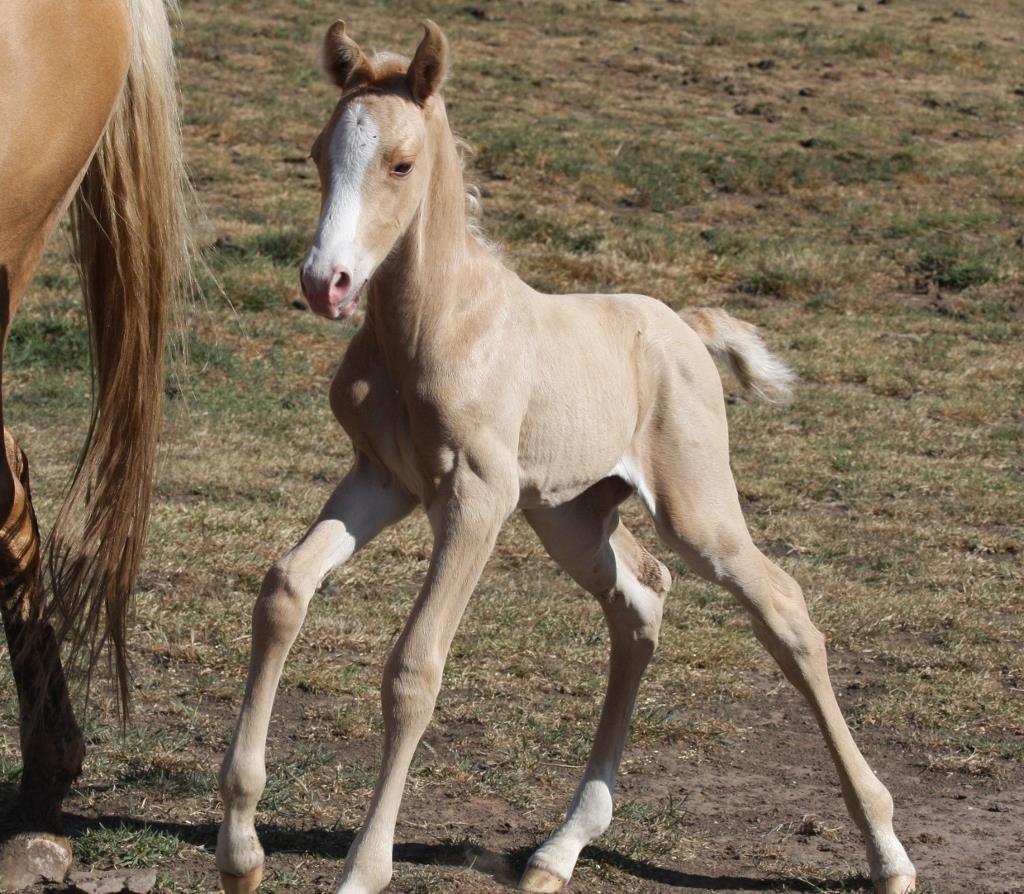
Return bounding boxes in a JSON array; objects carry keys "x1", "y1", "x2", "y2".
[
  {"x1": 881, "y1": 208, "x2": 999, "y2": 239},
  {"x1": 74, "y1": 824, "x2": 185, "y2": 869},
  {"x1": 612, "y1": 143, "x2": 704, "y2": 211},
  {"x1": 6, "y1": 318, "x2": 90, "y2": 370},
  {"x1": 213, "y1": 230, "x2": 309, "y2": 268},
  {"x1": 913, "y1": 242, "x2": 1000, "y2": 290},
  {"x1": 169, "y1": 333, "x2": 239, "y2": 376}
]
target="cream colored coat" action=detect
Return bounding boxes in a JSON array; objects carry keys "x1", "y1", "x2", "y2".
[{"x1": 217, "y1": 21, "x2": 916, "y2": 894}]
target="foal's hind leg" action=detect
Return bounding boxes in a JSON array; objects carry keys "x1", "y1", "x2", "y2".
[
  {"x1": 519, "y1": 479, "x2": 670, "y2": 893},
  {"x1": 646, "y1": 428, "x2": 915, "y2": 893},
  {"x1": 217, "y1": 456, "x2": 413, "y2": 893}
]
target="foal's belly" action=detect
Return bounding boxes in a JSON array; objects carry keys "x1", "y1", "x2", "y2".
[
  {"x1": 516, "y1": 462, "x2": 621, "y2": 510},
  {"x1": 515, "y1": 321, "x2": 644, "y2": 508},
  {"x1": 515, "y1": 399, "x2": 635, "y2": 510}
]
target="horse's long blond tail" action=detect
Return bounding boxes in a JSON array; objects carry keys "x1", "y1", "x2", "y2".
[
  {"x1": 53, "y1": 0, "x2": 189, "y2": 716},
  {"x1": 680, "y1": 307, "x2": 796, "y2": 405}
]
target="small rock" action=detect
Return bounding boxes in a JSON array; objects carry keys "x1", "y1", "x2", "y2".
[
  {"x1": 125, "y1": 869, "x2": 157, "y2": 894},
  {"x1": 0, "y1": 833, "x2": 72, "y2": 891},
  {"x1": 70, "y1": 874, "x2": 124, "y2": 894},
  {"x1": 69, "y1": 868, "x2": 157, "y2": 894}
]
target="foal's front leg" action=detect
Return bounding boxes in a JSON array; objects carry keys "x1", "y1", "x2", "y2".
[
  {"x1": 217, "y1": 457, "x2": 414, "y2": 894},
  {"x1": 337, "y1": 476, "x2": 511, "y2": 894}
]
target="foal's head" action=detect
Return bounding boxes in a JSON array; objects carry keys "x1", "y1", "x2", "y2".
[{"x1": 300, "y1": 21, "x2": 449, "y2": 320}]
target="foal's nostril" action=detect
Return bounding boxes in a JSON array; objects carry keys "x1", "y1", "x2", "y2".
[{"x1": 332, "y1": 269, "x2": 351, "y2": 295}]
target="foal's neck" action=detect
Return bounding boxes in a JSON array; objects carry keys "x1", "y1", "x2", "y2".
[{"x1": 365, "y1": 101, "x2": 497, "y2": 368}]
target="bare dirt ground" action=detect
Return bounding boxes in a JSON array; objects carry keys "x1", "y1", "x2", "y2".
[
  {"x1": 2, "y1": 0, "x2": 1022, "y2": 892},
  {"x1": 36, "y1": 674, "x2": 1024, "y2": 893}
]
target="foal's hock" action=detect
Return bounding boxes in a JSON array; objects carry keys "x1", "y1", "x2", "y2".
[{"x1": 217, "y1": 19, "x2": 916, "y2": 894}]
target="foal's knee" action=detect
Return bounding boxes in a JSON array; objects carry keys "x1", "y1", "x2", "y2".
[
  {"x1": 381, "y1": 639, "x2": 443, "y2": 728},
  {"x1": 252, "y1": 562, "x2": 312, "y2": 646}
]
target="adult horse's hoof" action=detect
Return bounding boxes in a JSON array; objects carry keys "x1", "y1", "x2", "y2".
[
  {"x1": 220, "y1": 865, "x2": 263, "y2": 894},
  {"x1": 0, "y1": 832, "x2": 72, "y2": 891},
  {"x1": 875, "y1": 875, "x2": 916, "y2": 894},
  {"x1": 519, "y1": 864, "x2": 567, "y2": 893}
]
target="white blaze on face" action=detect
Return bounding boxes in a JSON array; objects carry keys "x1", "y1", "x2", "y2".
[{"x1": 303, "y1": 103, "x2": 380, "y2": 288}]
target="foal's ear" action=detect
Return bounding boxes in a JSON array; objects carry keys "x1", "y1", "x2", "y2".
[
  {"x1": 406, "y1": 20, "x2": 449, "y2": 105},
  {"x1": 322, "y1": 20, "x2": 372, "y2": 90}
]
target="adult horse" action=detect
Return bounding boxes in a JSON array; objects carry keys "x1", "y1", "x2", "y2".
[{"x1": 0, "y1": 0, "x2": 187, "y2": 882}]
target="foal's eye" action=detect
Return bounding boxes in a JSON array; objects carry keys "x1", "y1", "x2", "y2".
[{"x1": 391, "y1": 161, "x2": 413, "y2": 178}]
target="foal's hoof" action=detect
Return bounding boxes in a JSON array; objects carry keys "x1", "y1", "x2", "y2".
[
  {"x1": 0, "y1": 832, "x2": 72, "y2": 891},
  {"x1": 875, "y1": 875, "x2": 916, "y2": 894},
  {"x1": 220, "y1": 865, "x2": 263, "y2": 894},
  {"x1": 519, "y1": 865, "x2": 567, "y2": 893}
]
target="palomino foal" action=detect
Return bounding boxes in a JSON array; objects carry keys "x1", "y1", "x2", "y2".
[{"x1": 217, "y1": 21, "x2": 916, "y2": 894}]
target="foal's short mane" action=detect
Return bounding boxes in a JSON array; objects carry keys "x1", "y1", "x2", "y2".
[
  {"x1": 450, "y1": 134, "x2": 493, "y2": 251},
  {"x1": 361, "y1": 51, "x2": 408, "y2": 84}
]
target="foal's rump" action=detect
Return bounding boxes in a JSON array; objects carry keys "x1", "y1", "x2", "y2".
[{"x1": 609, "y1": 295, "x2": 797, "y2": 404}]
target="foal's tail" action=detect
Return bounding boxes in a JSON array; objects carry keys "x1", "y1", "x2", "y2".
[
  {"x1": 680, "y1": 307, "x2": 796, "y2": 405},
  {"x1": 54, "y1": 0, "x2": 189, "y2": 716}
]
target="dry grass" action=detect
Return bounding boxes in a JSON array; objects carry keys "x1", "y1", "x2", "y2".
[{"x1": 1, "y1": 1, "x2": 1022, "y2": 892}]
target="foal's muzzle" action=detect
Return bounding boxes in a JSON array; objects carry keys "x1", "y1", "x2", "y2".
[{"x1": 300, "y1": 263, "x2": 359, "y2": 319}]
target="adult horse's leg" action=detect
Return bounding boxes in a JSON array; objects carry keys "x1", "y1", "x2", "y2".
[
  {"x1": 218, "y1": 456, "x2": 414, "y2": 893},
  {"x1": 0, "y1": 431, "x2": 85, "y2": 827},
  {"x1": 0, "y1": 279, "x2": 82, "y2": 885},
  {"x1": 337, "y1": 475, "x2": 512, "y2": 894},
  {"x1": 518, "y1": 478, "x2": 669, "y2": 893},
  {"x1": 644, "y1": 406, "x2": 916, "y2": 894}
]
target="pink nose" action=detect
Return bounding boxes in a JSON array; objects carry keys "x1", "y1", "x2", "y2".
[{"x1": 301, "y1": 264, "x2": 352, "y2": 315}]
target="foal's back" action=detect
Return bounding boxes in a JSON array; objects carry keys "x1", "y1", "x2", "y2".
[{"x1": 493, "y1": 283, "x2": 729, "y2": 510}]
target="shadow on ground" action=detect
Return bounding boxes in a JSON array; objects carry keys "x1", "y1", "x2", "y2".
[{"x1": 59, "y1": 812, "x2": 870, "y2": 892}]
